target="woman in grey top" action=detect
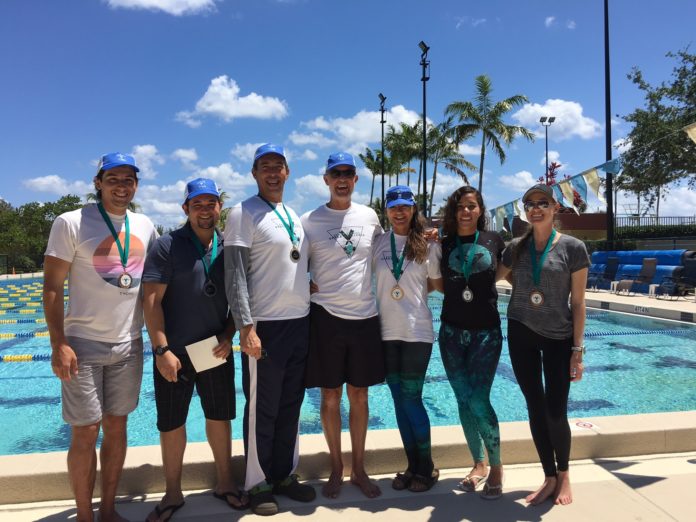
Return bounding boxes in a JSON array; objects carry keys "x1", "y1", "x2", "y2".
[{"x1": 498, "y1": 184, "x2": 589, "y2": 506}]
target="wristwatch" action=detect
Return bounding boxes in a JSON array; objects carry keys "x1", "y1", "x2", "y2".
[
  {"x1": 571, "y1": 345, "x2": 586, "y2": 355},
  {"x1": 153, "y1": 345, "x2": 170, "y2": 356}
]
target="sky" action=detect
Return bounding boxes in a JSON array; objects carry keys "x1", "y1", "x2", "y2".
[{"x1": 1, "y1": 0, "x2": 695, "y2": 228}]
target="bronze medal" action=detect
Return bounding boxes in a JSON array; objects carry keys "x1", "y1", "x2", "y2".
[
  {"x1": 391, "y1": 285, "x2": 404, "y2": 300},
  {"x1": 290, "y1": 247, "x2": 301, "y2": 262},
  {"x1": 118, "y1": 272, "x2": 132, "y2": 288},
  {"x1": 530, "y1": 289, "x2": 544, "y2": 306}
]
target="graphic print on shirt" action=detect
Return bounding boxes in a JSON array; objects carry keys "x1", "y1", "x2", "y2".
[
  {"x1": 327, "y1": 226, "x2": 365, "y2": 258},
  {"x1": 447, "y1": 242, "x2": 493, "y2": 279},
  {"x1": 92, "y1": 232, "x2": 147, "y2": 288},
  {"x1": 378, "y1": 250, "x2": 412, "y2": 277}
]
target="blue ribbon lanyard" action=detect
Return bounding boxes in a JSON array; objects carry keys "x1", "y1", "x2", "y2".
[
  {"x1": 455, "y1": 230, "x2": 479, "y2": 284},
  {"x1": 258, "y1": 194, "x2": 298, "y2": 247},
  {"x1": 529, "y1": 229, "x2": 557, "y2": 287},
  {"x1": 189, "y1": 227, "x2": 219, "y2": 278},
  {"x1": 97, "y1": 202, "x2": 130, "y2": 272},
  {"x1": 389, "y1": 232, "x2": 407, "y2": 283}
]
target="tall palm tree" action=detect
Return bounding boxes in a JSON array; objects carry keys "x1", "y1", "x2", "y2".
[
  {"x1": 385, "y1": 122, "x2": 420, "y2": 186},
  {"x1": 359, "y1": 147, "x2": 381, "y2": 206},
  {"x1": 445, "y1": 75, "x2": 535, "y2": 193},
  {"x1": 427, "y1": 117, "x2": 476, "y2": 215}
]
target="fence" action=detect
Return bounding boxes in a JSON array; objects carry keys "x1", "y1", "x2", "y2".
[{"x1": 615, "y1": 216, "x2": 696, "y2": 228}]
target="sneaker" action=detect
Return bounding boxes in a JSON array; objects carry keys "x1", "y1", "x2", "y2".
[
  {"x1": 249, "y1": 485, "x2": 278, "y2": 516},
  {"x1": 273, "y1": 474, "x2": 316, "y2": 502}
]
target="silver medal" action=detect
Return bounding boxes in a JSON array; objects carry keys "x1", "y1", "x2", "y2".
[
  {"x1": 118, "y1": 272, "x2": 132, "y2": 288},
  {"x1": 462, "y1": 287, "x2": 474, "y2": 302},
  {"x1": 530, "y1": 290, "x2": 544, "y2": 306}
]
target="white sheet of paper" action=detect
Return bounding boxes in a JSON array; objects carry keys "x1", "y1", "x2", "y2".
[{"x1": 185, "y1": 335, "x2": 225, "y2": 373}]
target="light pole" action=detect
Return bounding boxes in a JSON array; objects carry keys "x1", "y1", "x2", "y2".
[
  {"x1": 604, "y1": 0, "x2": 615, "y2": 245},
  {"x1": 419, "y1": 40, "x2": 430, "y2": 218},
  {"x1": 540, "y1": 116, "x2": 555, "y2": 184},
  {"x1": 379, "y1": 93, "x2": 387, "y2": 228}
]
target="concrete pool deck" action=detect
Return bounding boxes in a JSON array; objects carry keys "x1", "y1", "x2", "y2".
[{"x1": 0, "y1": 287, "x2": 695, "y2": 520}]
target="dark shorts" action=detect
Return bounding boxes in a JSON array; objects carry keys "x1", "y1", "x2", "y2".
[
  {"x1": 154, "y1": 351, "x2": 236, "y2": 432},
  {"x1": 305, "y1": 302, "x2": 385, "y2": 389}
]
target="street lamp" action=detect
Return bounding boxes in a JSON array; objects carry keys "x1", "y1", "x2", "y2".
[
  {"x1": 379, "y1": 92, "x2": 387, "y2": 228},
  {"x1": 539, "y1": 116, "x2": 555, "y2": 184},
  {"x1": 419, "y1": 40, "x2": 430, "y2": 218}
]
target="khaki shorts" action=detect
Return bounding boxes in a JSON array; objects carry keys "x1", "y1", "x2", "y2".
[{"x1": 62, "y1": 336, "x2": 144, "y2": 426}]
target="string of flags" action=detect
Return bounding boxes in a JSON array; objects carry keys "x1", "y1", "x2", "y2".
[{"x1": 490, "y1": 158, "x2": 619, "y2": 232}]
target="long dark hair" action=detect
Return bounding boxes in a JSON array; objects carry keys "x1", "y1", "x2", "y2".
[
  {"x1": 441, "y1": 186, "x2": 487, "y2": 238},
  {"x1": 403, "y1": 209, "x2": 428, "y2": 264}
]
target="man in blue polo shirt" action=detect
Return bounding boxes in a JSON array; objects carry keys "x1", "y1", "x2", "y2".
[{"x1": 143, "y1": 178, "x2": 246, "y2": 520}]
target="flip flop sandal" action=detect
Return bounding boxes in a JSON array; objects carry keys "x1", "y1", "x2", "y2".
[
  {"x1": 408, "y1": 469, "x2": 439, "y2": 493},
  {"x1": 392, "y1": 471, "x2": 413, "y2": 491},
  {"x1": 458, "y1": 473, "x2": 488, "y2": 492},
  {"x1": 213, "y1": 490, "x2": 249, "y2": 511},
  {"x1": 150, "y1": 501, "x2": 185, "y2": 522},
  {"x1": 480, "y1": 482, "x2": 503, "y2": 500}
]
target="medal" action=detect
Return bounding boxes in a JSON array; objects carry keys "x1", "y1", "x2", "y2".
[
  {"x1": 204, "y1": 281, "x2": 217, "y2": 297},
  {"x1": 528, "y1": 229, "x2": 557, "y2": 308},
  {"x1": 530, "y1": 290, "x2": 544, "y2": 306},
  {"x1": 258, "y1": 195, "x2": 301, "y2": 263},
  {"x1": 462, "y1": 287, "x2": 474, "y2": 302},
  {"x1": 118, "y1": 272, "x2": 132, "y2": 288},
  {"x1": 97, "y1": 202, "x2": 131, "y2": 288},
  {"x1": 391, "y1": 285, "x2": 404, "y2": 300},
  {"x1": 456, "y1": 230, "x2": 479, "y2": 304},
  {"x1": 389, "y1": 232, "x2": 407, "y2": 300}
]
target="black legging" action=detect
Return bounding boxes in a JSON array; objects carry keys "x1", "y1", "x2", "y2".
[{"x1": 507, "y1": 319, "x2": 572, "y2": 477}]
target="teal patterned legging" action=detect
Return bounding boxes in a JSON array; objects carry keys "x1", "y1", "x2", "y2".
[
  {"x1": 438, "y1": 322, "x2": 503, "y2": 465},
  {"x1": 384, "y1": 340, "x2": 434, "y2": 477}
]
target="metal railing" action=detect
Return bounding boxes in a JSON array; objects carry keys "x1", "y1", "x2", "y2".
[{"x1": 615, "y1": 216, "x2": 696, "y2": 228}]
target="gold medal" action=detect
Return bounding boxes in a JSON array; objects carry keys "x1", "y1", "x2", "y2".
[
  {"x1": 530, "y1": 289, "x2": 544, "y2": 306},
  {"x1": 391, "y1": 285, "x2": 404, "y2": 300}
]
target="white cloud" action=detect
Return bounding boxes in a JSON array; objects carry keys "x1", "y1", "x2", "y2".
[
  {"x1": 230, "y1": 142, "x2": 266, "y2": 163},
  {"x1": 288, "y1": 131, "x2": 337, "y2": 148},
  {"x1": 193, "y1": 163, "x2": 257, "y2": 194},
  {"x1": 499, "y1": 170, "x2": 537, "y2": 191},
  {"x1": 176, "y1": 76, "x2": 288, "y2": 127},
  {"x1": 614, "y1": 137, "x2": 631, "y2": 154},
  {"x1": 172, "y1": 148, "x2": 198, "y2": 170},
  {"x1": 545, "y1": 16, "x2": 556, "y2": 28},
  {"x1": 105, "y1": 0, "x2": 217, "y2": 16},
  {"x1": 567, "y1": 20, "x2": 576, "y2": 29},
  {"x1": 131, "y1": 144, "x2": 165, "y2": 180},
  {"x1": 300, "y1": 149, "x2": 318, "y2": 161},
  {"x1": 455, "y1": 16, "x2": 487, "y2": 30},
  {"x1": 458, "y1": 143, "x2": 480, "y2": 156},
  {"x1": 512, "y1": 99, "x2": 602, "y2": 141},
  {"x1": 23, "y1": 175, "x2": 92, "y2": 197},
  {"x1": 294, "y1": 175, "x2": 329, "y2": 198}
]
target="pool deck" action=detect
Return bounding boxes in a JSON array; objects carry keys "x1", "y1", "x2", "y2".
[{"x1": 1, "y1": 288, "x2": 695, "y2": 520}]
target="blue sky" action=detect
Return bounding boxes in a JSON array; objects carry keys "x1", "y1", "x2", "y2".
[{"x1": 1, "y1": 0, "x2": 694, "y2": 227}]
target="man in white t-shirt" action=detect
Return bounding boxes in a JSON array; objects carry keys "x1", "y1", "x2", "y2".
[
  {"x1": 301, "y1": 152, "x2": 384, "y2": 499},
  {"x1": 223, "y1": 144, "x2": 315, "y2": 516},
  {"x1": 43, "y1": 152, "x2": 158, "y2": 522}
]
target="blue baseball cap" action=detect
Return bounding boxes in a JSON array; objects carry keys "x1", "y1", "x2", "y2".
[
  {"x1": 183, "y1": 178, "x2": 221, "y2": 204},
  {"x1": 254, "y1": 143, "x2": 286, "y2": 162},
  {"x1": 97, "y1": 152, "x2": 139, "y2": 174},
  {"x1": 385, "y1": 185, "x2": 416, "y2": 208},
  {"x1": 326, "y1": 152, "x2": 356, "y2": 171}
]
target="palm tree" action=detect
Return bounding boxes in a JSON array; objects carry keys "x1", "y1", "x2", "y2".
[
  {"x1": 427, "y1": 117, "x2": 476, "y2": 215},
  {"x1": 358, "y1": 147, "x2": 380, "y2": 205},
  {"x1": 445, "y1": 74, "x2": 535, "y2": 193},
  {"x1": 385, "y1": 122, "x2": 420, "y2": 185}
]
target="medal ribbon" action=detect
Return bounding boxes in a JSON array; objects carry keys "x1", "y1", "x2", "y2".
[
  {"x1": 529, "y1": 229, "x2": 557, "y2": 286},
  {"x1": 455, "y1": 230, "x2": 479, "y2": 285},
  {"x1": 189, "y1": 226, "x2": 219, "y2": 278},
  {"x1": 389, "y1": 232, "x2": 407, "y2": 283},
  {"x1": 258, "y1": 194, "x2": 298, "y2": 247},
  {"x1": 97, "y1": 202, "x2": 129, "y2": 272}
]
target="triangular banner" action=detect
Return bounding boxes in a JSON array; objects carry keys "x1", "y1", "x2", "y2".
[
  {"x1": 558, "y1": 180, "x2": 579, "y2": 214},
  {"x1": 570, "y1": 174, "x2": 588, "y2": 203},
  {"x1": 583, "y1": 168, "x2": 605, "y2": 204}
]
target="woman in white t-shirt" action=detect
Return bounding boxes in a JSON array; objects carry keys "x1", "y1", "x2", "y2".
[{"x1": 372, "y1": 185, "x2": 442, "y2": 493}]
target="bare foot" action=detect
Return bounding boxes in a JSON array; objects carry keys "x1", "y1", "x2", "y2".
[
  {"x1": 526, "y1": 476, "x2": 557, "y2": 505},
  {"x1": 350, "y1": 471, "x2": 382, "y2": 498},
  {"x1": 554, "y1": 471, "x2": 573, "y2": 505},
  {"x1": 322, "y1": 472, "x2": 344, "y2": 499}
]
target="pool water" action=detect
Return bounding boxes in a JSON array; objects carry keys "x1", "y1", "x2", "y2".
[{"x1": 1, "y1": 280, "x2": 695, "y2": 455}]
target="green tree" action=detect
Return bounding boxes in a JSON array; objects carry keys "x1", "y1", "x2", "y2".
[
  {"x1": 385, "y1": 122, "x2": 420, "y2": 185},
  {"x1": 445, "y1": 74, "x2": 535, "y2": 194},
  {"x1": 618, "y1": 48, "x2": 696, "y2": 217},
  {"x1": 358, "y1": 147, "x2": 380, "y2": 205}
]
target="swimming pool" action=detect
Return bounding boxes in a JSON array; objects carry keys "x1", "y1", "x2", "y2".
[{"x1": 1, "y1": 278, "x2": 695, "y2": 455}]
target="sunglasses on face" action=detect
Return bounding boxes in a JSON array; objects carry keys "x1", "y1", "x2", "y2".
[
  {"x1": 524, "y1": 200, "x2": 551, "y2": 211},
  {"x1": 328, "y1": 169, "x2": 356, "y2": 179}
]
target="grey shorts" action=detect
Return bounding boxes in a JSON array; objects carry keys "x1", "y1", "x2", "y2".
[{"x1": 62, "y1": 336, "x2": 144, "y2": 426}]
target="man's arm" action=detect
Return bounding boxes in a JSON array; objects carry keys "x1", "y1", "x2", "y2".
[
  {"x1": 43, "y1": 255, "x2": 77, "y2": 381},
  {"x1": 143, "y1": 282, "x2": 182, "y2": 382},
  {"x1": 224, "y1": 245, "x2": 263, "y2": 359}
]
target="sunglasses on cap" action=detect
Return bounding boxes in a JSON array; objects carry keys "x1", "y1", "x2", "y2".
[
  {"x1": 327, "y1": 169, "x2": 356, "y2": 179},
  {"x1": 524, "y1": 200, "x2": 551, "y2": 211},
  {"x1": 386, "y1": 190, "x2": 414, "y2": 202}
]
